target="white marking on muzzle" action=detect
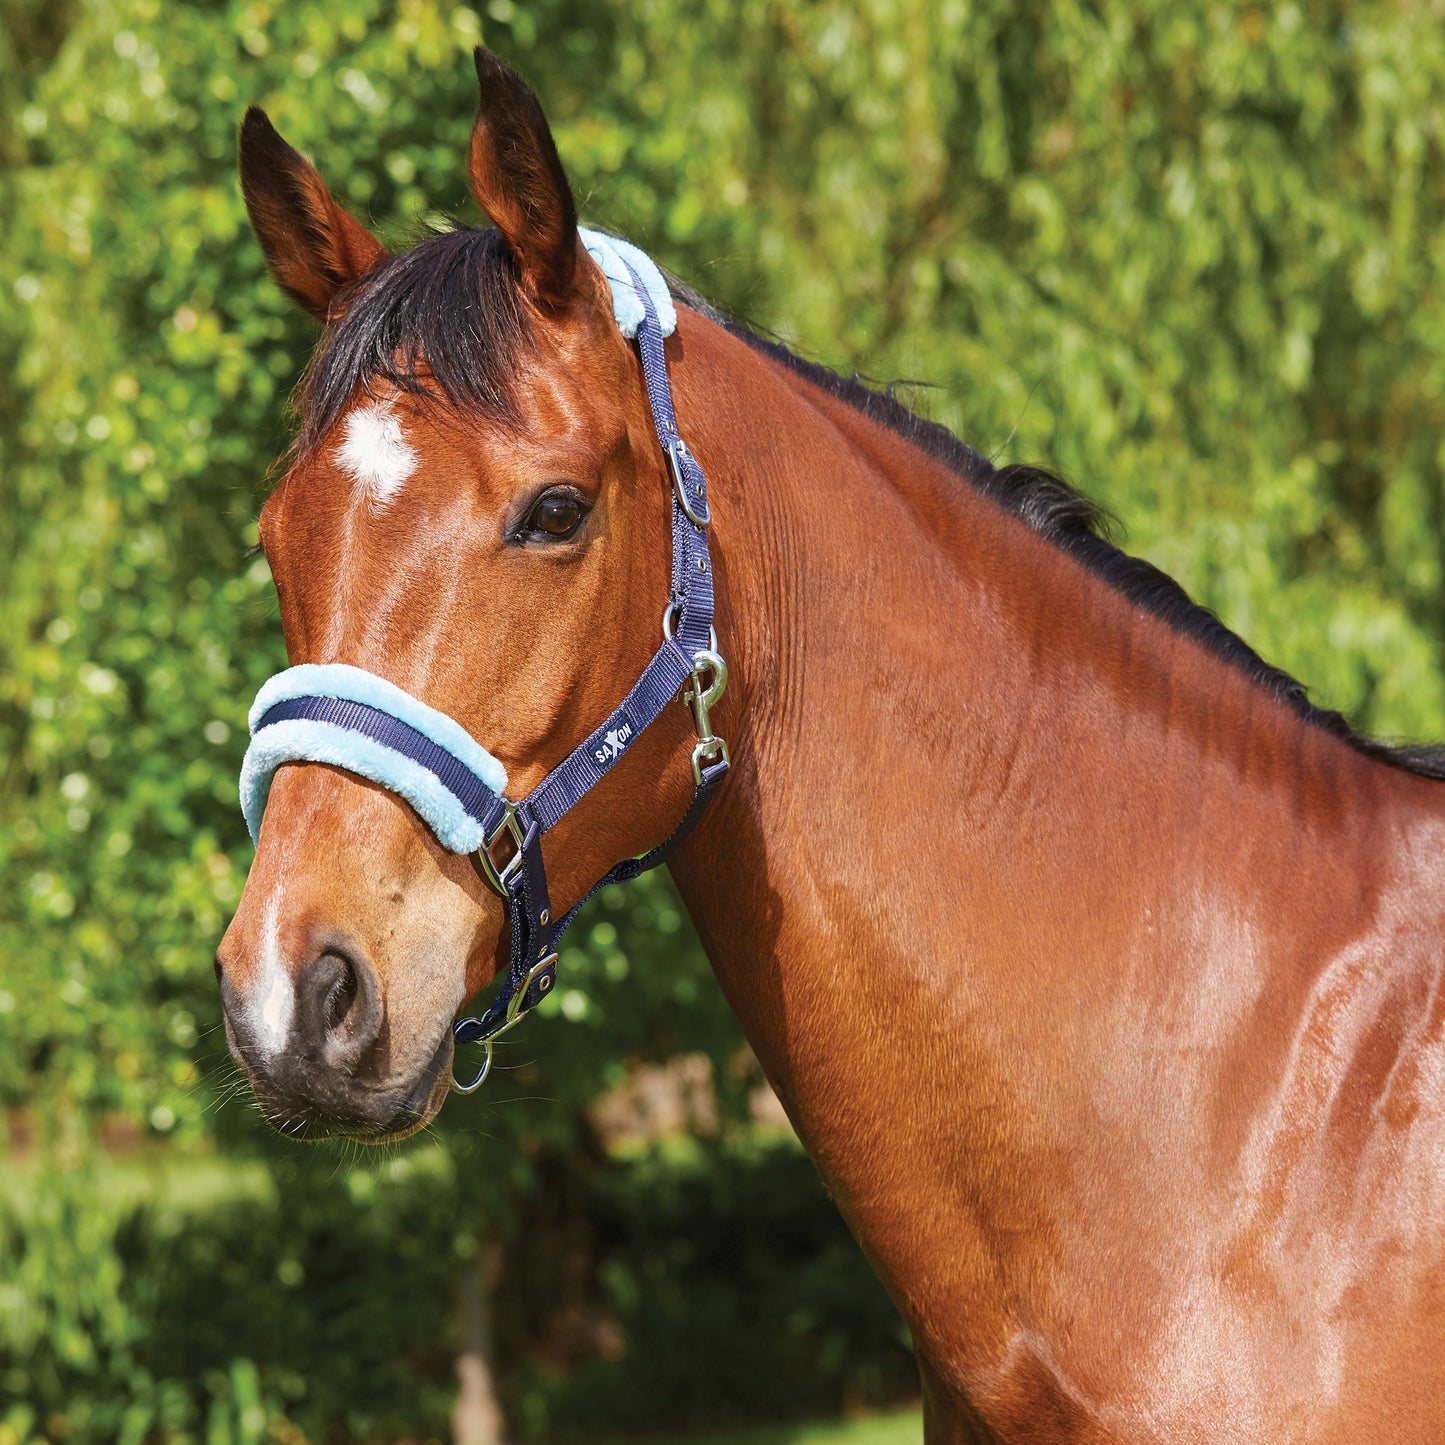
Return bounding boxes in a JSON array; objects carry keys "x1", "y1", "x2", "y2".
[
  {"x1": 335, "y1": 402, "x2": 418, "y2": 503},
  {"x1": 253, "y1": 889, "x2": 294, "y2": 1054}
]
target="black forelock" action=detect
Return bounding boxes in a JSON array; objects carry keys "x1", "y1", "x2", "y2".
[{"x1": 296, "y1": 224, "x2": 529, "y2": 454}]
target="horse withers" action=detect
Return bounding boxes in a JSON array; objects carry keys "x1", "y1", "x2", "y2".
[{"x1": 216, "y1": 49, "x2": 1445, "y2": 1443}]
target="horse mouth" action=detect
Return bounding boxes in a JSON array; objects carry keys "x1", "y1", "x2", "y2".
[
  {"x1": 380, "y1": 1027, "x2": 455, "y2": 1140},
  {"x1": 245, "y1": 1026, "x2": 455, "y2": 1144}
]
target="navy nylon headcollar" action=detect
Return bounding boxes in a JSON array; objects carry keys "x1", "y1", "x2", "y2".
[{"x1": 241, "y1": 253, "x2": 729, "y2": 1093}]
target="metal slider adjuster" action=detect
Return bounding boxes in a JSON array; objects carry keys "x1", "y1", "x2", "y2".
[
  {"x1": 475, "y1": 802, "x2": 526, "y2": 898},
  {"x1": 666, "y1": 433, "x2": 711, "y2": 528},
  {"x1": 452, "y1": 953, "x2": 557, "y2": 1094}
]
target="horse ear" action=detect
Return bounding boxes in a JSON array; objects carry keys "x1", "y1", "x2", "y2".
[
  {"x1": 238, "y1": 108, "x2": 387, "y2": 323},
  {"x1": 468, "y1": 48, "x2": 580, "y2": 308}
]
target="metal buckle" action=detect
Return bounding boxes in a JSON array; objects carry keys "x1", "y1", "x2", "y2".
[
  {"x1": 666, "y1": 434, "x2": 711, "y2": 528},
  {"x1": 451, "y1": 953, "x2": 557, "y2": 1094},
  {"x1": 474, "y1": 802, "x2": 525, "y2": 899}
]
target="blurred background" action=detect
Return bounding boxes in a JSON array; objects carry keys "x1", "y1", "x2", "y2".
[{"x1": 5, "y1": 1, "x2": 1445, "y2": 1441}]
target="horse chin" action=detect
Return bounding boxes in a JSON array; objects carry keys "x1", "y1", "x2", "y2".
[{"x1": 352, "y1": 1026, "x2": 455, "y2": 1144}]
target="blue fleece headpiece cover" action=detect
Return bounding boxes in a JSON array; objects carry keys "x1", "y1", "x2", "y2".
[{"x1": 578, "y1": 227, "x2": 676, "y2": 338}]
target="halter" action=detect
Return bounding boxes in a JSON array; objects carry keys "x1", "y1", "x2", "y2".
[{"x1": 239, "y1": 231, "x2": 729, "y2": 1093}]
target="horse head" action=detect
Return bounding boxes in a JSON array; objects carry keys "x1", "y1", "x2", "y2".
[{"x1": 215, "y1": 52, "x2": 705, "y2": 1141}]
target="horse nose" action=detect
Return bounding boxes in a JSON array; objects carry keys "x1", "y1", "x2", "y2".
[
  {"x1": 217, "y1": 937, "x2": 401, "y2": 1135},
  {"x1": 217, "y1": 939, "x2": 382, "y2": 1067}
]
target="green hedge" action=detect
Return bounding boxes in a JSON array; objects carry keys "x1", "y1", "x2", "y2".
[
  {"x1": 9, "y1": 0, "x2": 1445, "y2": 1142},
  {"x1": 519, "y1": 1136, "x2": 916, "y2": 1440},
  {"x1": 8, "y1": 0, "x2": 1445, "y2": 1437},
  {"x1": 1, "y1": 1134, "x2": 912, "y2": 1443}
]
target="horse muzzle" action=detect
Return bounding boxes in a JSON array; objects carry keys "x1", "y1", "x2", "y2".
[{"x1": 216, "y1": 932, "x2": 452, "y2": 1141}]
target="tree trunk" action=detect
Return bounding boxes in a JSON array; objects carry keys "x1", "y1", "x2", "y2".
[{"x1": 453, "y1": 1242, "x2": 506, "y2": 1445}]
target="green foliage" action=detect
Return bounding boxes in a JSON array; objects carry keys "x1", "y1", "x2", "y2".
[
  {"x1": 6, "y1": 0, "x2": 1445, "y2": 1438},
  {"x1": 0, "y1": 0, "x2": 753, "y2": 1135},
  {"x1": 2, "y1": 1148, "x2": 484, "y2": 1442},
  {"x1": 535, "y1": 1135, "x2": 916, "y2": 1441},
  {"x1": 1, "y1": 1136, "x2": 908, "y2": 1443},
  {"x1": 7, "y1": 0, "x2": 1445, "y2": 1129}
]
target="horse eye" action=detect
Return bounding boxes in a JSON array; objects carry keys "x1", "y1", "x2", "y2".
[{"x1": 524, "y1": 491, "x2": 586, "y2": 541}]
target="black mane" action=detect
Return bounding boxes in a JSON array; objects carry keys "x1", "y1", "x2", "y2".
[
  {"x1": 295, "y1": 223, "x2": 1445, "y2": 782},
  {"x1": 667, "y1": 280, "x2": 1445, "y2": 782}
]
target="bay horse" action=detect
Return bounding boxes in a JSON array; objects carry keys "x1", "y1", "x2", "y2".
[{"x1": 216, "y1": 49, "x2": 1445, "y2": 1442}]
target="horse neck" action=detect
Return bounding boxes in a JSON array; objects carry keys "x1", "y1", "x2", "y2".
[{"x1": 660, "y1": 310, "x2": 1425, "y2": 1371}]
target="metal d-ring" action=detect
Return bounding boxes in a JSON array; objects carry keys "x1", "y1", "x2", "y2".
[
  {"x1": 661, "y1": 602, "x2": 718, "y2": 653},
  {"x1": 450, "y1": 954, "x2": 558, "y2": 1094},
  {"x1": 452, "y1": 1038, "x2": 495, "y2": 1094}
]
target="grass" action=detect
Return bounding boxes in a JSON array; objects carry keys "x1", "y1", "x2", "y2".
[
  {"x1": 0, "y1": 1137, "x2": 458, "y2": 1215},
  {"x1": 625, "y1": 1405, "x2": 923, "y2": 1445},
  {"x1": 0, "y1": 1148, "x2": 274, "y2": 1215}
]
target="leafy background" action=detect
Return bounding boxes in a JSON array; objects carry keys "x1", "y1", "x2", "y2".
[{"x1": 4, "y1": 0, "x2": 1445, "y2": 1440}]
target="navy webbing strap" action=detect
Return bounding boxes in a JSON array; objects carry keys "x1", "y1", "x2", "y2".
[{"x1": 450, "y1": 262, "x2": 728, "y2": 1077}]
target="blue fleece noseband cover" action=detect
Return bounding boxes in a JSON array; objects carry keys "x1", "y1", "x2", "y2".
[{"x1": 241, "y1": 664, "x2": 509, "y2": 854}]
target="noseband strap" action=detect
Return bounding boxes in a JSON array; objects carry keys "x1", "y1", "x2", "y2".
[{"x1": 239, "y1": 243, "x2": 729, "y2": 1093}]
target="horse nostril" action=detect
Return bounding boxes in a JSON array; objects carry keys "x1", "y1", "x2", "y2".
[
  {"x1": 295, "y1": 946, "x2": 382, "y2": 1071},
  {"x1": 322, "y1": 957, "x2": 358, "y2": 1034}
]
